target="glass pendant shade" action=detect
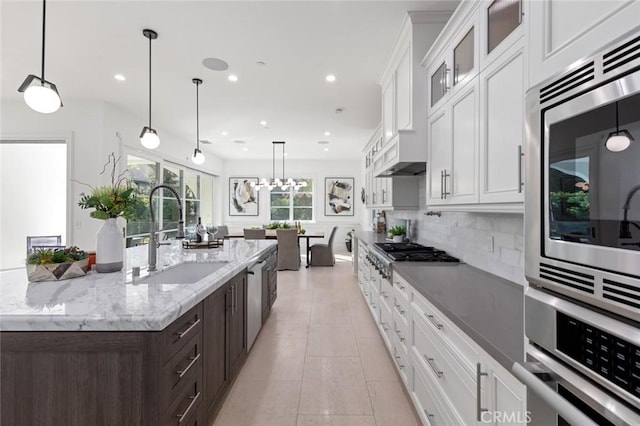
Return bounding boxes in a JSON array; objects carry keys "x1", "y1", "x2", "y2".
[
  {"x1": 140, "y1": 126, "x2": 160, "y2": 149},
  {"x1": 192, "y1": 148, "x2": 205, "y2": 165},
  {"x1": 23, "y1": 79, "x2": 61, "y2": 114},
  {"x1": 255, "y1": 141, "x2": 306, "y2": 191}
]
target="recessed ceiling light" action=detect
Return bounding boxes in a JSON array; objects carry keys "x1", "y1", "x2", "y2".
[
  {"x1": 326, "y1": 74, "x2": 336, "y2": 83},
  {"x1": 228, "y1": 74, "x2": 238, "y2": 82},
  {"x1": 260, "y1": 120, "x2": 267, "y2": 126},
  {"x1": 221, "y1": 131, "x2": 228, "y2": 136},
  {"x1": 324, "y1": 147, "x2": 329, "y2": 152},
  {"x1": 202, "y1": 57, "x2": 229, "y2": 71},
  {"x1": 114, "y1": 74, "x2": 126, "y2": 81},
  {"x1": 242, "y1": 147, "x2": 248, "y2": 152},
  {"x1": 324, "y1": 131, "x2": 331, "y2": 136}
]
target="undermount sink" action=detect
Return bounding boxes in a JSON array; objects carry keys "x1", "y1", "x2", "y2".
[{"x1": 134, "y1": 261, "x2": 229, "y2": 284}]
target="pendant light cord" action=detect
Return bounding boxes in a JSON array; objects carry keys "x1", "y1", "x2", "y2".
[
  {"x1": 282, "y1": 142, "x2": 286, "y2": 181},
  {"x1": 196, "y1": 82, "x2": 200, "y2": 150},
  {"x1": 148, "y1": 34, "x2": 152, "y2": 128},
  {"x1": 272, "y1": 142, "x2": 276, "y2": 182},
  {"x1": 615, "y1": 102, "x2": 620, "y2": 132},
  {"x1": 41, "y1": 0, "x2": 46, "y2": 80}
]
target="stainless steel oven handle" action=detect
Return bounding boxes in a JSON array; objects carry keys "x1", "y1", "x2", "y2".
[{"x1": 512, "y1": 361, "x2": 598, "y2": 426}]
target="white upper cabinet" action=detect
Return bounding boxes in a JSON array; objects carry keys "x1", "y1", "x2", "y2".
[
  {"x1": 423, "y1": 0, "x2": 526, "y2": 212},
  {"x1": 375, "y1": 11, "x2": 451, "y2": 177},
  {"x1": 527, "y1": 0, "x2": 640, "y2": 88}
]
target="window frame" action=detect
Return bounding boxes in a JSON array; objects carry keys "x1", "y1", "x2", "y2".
[{"x1": 269, "y1": 178, "x2": 314, "y2": 222}]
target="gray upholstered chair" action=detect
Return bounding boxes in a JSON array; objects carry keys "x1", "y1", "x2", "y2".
[
  {"x1": 276, "y1": 229, "x2": 300, "y2": 271},
  {"x1": 244, "y1": 228, "x2": 266, "y2": 240},
  {"x1": 213, "y1": 225, "x2": 229, "y2": 239},
  {"x1": 309, "y1": 226, "x2": 337, "y2": 266}
]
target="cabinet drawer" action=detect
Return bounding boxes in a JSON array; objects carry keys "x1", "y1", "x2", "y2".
[
  {"x1": 393, "y1": 292, "x2": 410, "y2": 331},
  {"x1": 411, "y1": 354, "x2": 461, "y2": 426},
  {"x1": 412, "y1": 317, "x2": 476, "y2": 424},
  {"x1": 411, "y1": 289, "x2": 479, "y2": 369},
  {"x1": 161, "y1": 333, "x2": 202, "y2": 408},
  {"x1": 393, "y1": 312, "x2": 410, "y2": 354},
  {"x1": 162, "y1": 303, "x2": 203, "y2": 363},
  {"x1": 392, "y1": 335, "x2": 409, "y2": 387},
  {"x1": 379, "y1": 279, "x2": 394, "y2": 315},
  {"x1": 163, "y1": 369, "x2": 202, "y2": 426},
  {"x1": 379, "y1": 302, "x2": 393, "y2": 350},
  {"x1": 392, "y1": 273, "x2": 411, "y2": 302},
  {"x1": 368, "y1": 289, "x2": 380, "y2": 324}
]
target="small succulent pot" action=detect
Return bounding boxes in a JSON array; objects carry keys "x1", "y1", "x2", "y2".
[{"x1": 392, "y1": 235, "x2": 404, "y2": 243}]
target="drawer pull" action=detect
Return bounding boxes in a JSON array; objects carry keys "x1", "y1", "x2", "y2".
[
  {"x1": 175, "y1": 318, "x2": 201, "y2": 340},
  {"x1": 424, "y1": 313, "x2": 443, "y2": 330},
  {"x1": 395, "y1": 329, "x2": 405, "y2": 342},
  {"x1": 176, "y1": 353, "x2": 201, "y2": 379},
  {"x1": 381, "y1": 322, "x2": 389, "y2": 332},
  {"x1": 424, "y1": 409, "x2": 436, "y2": 425},
  {"x1": 395, "y1": 282, "x2": 405, "y2": 290},
  {"x1": 424, "y1": 355, "x2": 443, "y2": 378},
  {"x1": 381, "y1": 292, "x2": 389, "y2": 299},
  {"x1": 476, "y1": 362, "x2": 489, "y2": 421},
  {"x1": 176, "y1": 391, "x2": 201, "y2": 423},
  {"x1": 395, "y1": 305, "x2": 405, "y2": 315},
  {"x1": 394, "y1": 355, "x2": 405, "y2": 369}
]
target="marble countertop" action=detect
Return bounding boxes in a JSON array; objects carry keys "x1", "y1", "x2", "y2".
[
  {"x1": 0, "y1": 239, "x2": 277, "y2": 332},
  {"x1": 355, "y1": 231, "x2": 524, "y2": 370}
]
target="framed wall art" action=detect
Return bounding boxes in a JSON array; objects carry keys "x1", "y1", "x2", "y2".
[
  {"x1": 325, "y1": 177, "x2": 354, "y2": 216},
  {"x1": 229, "y1": 177, "x2": 259, "y2": 216}
]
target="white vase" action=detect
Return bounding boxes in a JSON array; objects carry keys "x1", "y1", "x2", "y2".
[
  {"x1": 96, "y1": 218, "x2": 123, "y2": 273},
  {"x1": 393, "y1": 235, "x2": 404, "y2": 243}
]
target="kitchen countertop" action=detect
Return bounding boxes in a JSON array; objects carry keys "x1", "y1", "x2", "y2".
[
  {"x1": 355, "y1": 231, "x2": 524, "y2": 370},
  {"x1": 0, "y1": 239, "x2": 276, "y2": 332}
]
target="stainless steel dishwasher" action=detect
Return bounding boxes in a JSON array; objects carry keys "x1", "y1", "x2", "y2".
[{"x1": 247, "y1": 257, "x2": 266, "y2": 351}]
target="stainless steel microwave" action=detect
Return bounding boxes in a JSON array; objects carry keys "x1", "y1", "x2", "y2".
[{"x1": 525, "y1": 32, "x2": 640, "y2": 323}]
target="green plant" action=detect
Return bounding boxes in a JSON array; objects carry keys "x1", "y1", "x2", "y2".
[
  {"x1": 388, "y1": 225, "x2": 406, "y2": 236},
  {"x1": 27, "y1": 246, "x2": 88, "y2": 265},
  {"x1": 265, "y1": 222, "x2": 291, "y2": 229},
  {"x1": 76, "y1": 153, "x2": 144, "y2": 220}
]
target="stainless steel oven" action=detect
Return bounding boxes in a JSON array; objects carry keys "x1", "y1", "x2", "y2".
[
  {"x1": 514, "y1": 287, "x2": 640, "y2": 425},
  {"x1": 525, "y1": 32, "x2": 640, "y2": 323}
]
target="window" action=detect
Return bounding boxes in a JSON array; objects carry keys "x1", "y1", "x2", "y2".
[
  {"x1": 269, "y1": 179, "x2": 313, "y2": 221},
  {"x1": 125, "y1": 155, "x2": 215, "y2": 246}
]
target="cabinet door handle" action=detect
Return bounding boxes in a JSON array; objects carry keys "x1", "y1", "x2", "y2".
[
  {"x1": 175, "y1": 318, "x2": 201, "y2": 340},
  {"x1": 424, "y1": 355, "x2": 443, "y2": 378},
  {"x1": 176, "y1": 391, "x2": 201, "y2": 423},
  {"x1": 176, "y1": 353, "x2": 201, "y2": 379},
  {"x1": 424, "y1": 312, "x2": 444, "y2": 330},
  {"x1": 440, "y1": 170, "x2": 444, "y2": 199},
  {"x1": 424, "y1": 409, "x2": 436, "y2": 425},
  {"x1": 518, "y1": 145, "x2": 524, "y2": 193},
  {"x1": 373, "y1": 192, "x2": 376, "y2": 204},
  {"x1": 394, "y1": 355, "x2": 405, "y2": 369},
  {"x1": 444, "y1": 66, "x2": 451, "y2": 93},
  {"x1": 443, "y1": 170, "x2": 450, "y2": 199},
  {"x1": 381, "y1": 322, "x2": 389, "y2": 332},
  {"x1": 382, "y1": 189, "x2": 386, "y2": 204},
  {"x1": 395, "y1": 329, "x2": 405, "y2": 342},
  {"x1": 476, "y1": 362, "x2": 489, "y2": 421}
]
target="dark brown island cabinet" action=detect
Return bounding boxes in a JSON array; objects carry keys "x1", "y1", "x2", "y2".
[
  {"x1": 261, "y1": 249, "x2": 278, "y2": 323},
  {"x1": 0, "y1": 268, "x2": 267, "y2": 426}
]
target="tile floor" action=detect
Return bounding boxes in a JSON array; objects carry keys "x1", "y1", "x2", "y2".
[{"x1": 213, "y1": 252, "x2": 421, "y2": 426}]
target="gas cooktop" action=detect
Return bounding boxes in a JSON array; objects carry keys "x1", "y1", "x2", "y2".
[{"x1": 373, "y1": 242, "x2": 460, "y2": 263}]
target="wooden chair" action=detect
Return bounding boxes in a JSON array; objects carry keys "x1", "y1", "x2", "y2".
[
  {"x1": 276, "y1": 229, "x2": 300, "y2": 271},
  {"x1": 243, "y1": 228, "x2": 266, "y2": 240},
  {"x1": 309, "y1": 226, "x2": 337, "y2": 266}
]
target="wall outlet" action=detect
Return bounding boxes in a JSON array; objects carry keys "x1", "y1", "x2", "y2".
[{"x1": 487, "y1": 235, "x2": 494, "y2": 253}]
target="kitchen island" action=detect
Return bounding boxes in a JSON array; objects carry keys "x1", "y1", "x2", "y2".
[{"x1": 0, "y1": 239, "x2": 277, "y2": 426}]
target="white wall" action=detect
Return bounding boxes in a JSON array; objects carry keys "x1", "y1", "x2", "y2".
[
  {"x1": 380, "y1": 177, "x2": 526, "y2": 286},
  {"x1": 223, "y1": 158, "x2": 362, "y2": 247},
  {"x1": 0, "y1": 100, "x2": 224, "y2": 251}
]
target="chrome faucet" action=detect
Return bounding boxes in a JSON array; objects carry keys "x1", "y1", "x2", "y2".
[{"x1": 148, "y1": 185, "x2": 185, "y2": 272}]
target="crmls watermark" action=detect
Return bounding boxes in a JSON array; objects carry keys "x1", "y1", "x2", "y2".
[{"x1": 480, "y1": 410, "x2": 533, "y2": 423}]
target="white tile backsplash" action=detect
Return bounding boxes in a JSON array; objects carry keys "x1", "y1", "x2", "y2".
[{"x1": 383, "y1": 179, "x2": 526, "y2": 286}]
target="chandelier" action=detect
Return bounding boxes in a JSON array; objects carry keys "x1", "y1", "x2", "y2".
[{"x1": 253, "y1": 141, "x2": 307, "y2": 191}]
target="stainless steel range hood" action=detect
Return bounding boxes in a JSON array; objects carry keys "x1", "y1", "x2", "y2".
[{"x1": 374, "y1": 130, "x2": 426, "y2": 177}]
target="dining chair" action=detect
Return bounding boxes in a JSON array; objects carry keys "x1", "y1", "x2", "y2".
[
  {"x1": 276, "y1": 229, "x2": 300, "y2": 271},
  {"x1": 244, "y1": 228, "x2": 266, "y2": 240},
  {"x1": 213, "y1": 225, "x2": 229, "y2": 239},
  {"x1": 309, "y1": 226, "x2": 337, "y2": 266},
  {"x1": 26, "y1": 235, "x2": 63, "y2": 256}
]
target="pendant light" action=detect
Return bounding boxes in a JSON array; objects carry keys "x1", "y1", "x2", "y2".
[
  {"x1": 191, "y1": 78, "x2": 205, "y2": 165},
  {"x1": 253, "y1": 141, "x2": 307, "y2": 191},
  {"x1": 17, "y1": 0, "x2": 62, "y2": 114},
  {"x1": 605, "y1": 101, "x2": 634, "y2": 152},
  {"x1": 140, "y1": 29, "x2": 160, "y2": 150}
]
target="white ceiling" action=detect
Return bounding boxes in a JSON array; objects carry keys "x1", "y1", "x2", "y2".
[{"x1": 1, "y1": 0, "x2": 459, "y2": 160}]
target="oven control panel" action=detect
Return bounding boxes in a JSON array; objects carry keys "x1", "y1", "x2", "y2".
[{"x1": 557, "y1": 312, "x2": 640, "y2": 399}]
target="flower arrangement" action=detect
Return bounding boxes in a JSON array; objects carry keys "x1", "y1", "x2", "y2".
[
  {"x1": 77, "y1": 153, "x2": 143, "y2": 220},
  {"x1": 265, "y1": 222, "x2": 291, "y2": 229}
]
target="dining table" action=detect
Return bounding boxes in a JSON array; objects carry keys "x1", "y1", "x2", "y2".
[{"x1": 226, "y1": 230, "x2": 325, "y2": 267}]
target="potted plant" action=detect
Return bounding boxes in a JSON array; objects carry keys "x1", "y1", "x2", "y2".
[
  {"x1": 388, "y1": 225, "x2": 406, "y2": 242},
  {"x1": 77, "y1": 153, "x2": 143, "y2": 273},
  {"x1": 345, "y1": 229, "x2": 355, "y2": 252},
  {"x1": 26, "y1": 246, "x2": 89, "y2": 282}
]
